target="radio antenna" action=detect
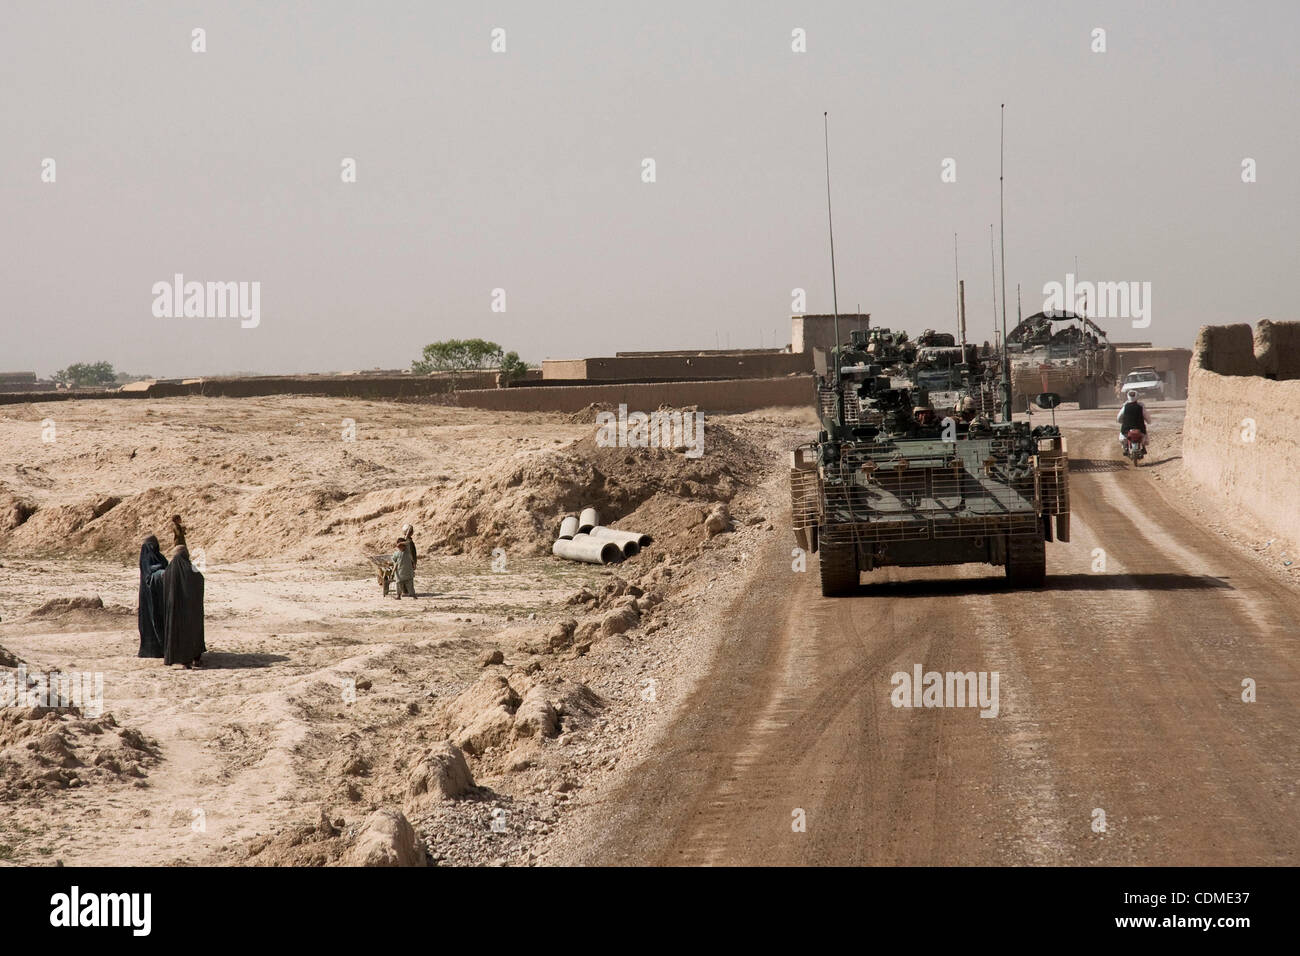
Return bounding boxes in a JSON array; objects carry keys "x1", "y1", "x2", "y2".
[
  {"x1": 823, "y1": 111, "x2": 841, "y2": 382},
  {"x1": 989, "y1": 224, "x2": 998, "y2": 348},
  {"x1": 956, "y1": 231, "x2": 967, "y2": 335},
  {"x1": 998, "y1": 104, "x2": 1011, "y2": 422}
]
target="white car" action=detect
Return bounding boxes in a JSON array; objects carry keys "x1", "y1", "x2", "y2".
[{"x1": 1120, "y1": 368, "x2": 1165, "y2": 401}]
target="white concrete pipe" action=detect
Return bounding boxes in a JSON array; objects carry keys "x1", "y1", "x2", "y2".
[
  {"x1": 558, "y1": 515, "x2": 579, "y2": 540},
  {"x1": 588, "y1": 526, "x2": 653, "y2": 549},
  {"x1": 578, "y1": 507, "x2": 600, "y2": 535},
  {"x1": 552, "y1": 533, "x2": 623, "y2": 565},
  {"x1": 605, "y1": 536, "x2": 640, "y2": 559}
]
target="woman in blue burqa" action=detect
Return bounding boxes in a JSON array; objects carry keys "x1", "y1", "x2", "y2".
[{"x1": 137, "y1": 535, "x2": 168, "y2": 658}]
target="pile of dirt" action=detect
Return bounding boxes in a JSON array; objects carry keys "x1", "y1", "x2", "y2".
[
  {"x1": 1, "y1": 641, "x2": 161, "y2": 801},
  {"x1": 242, "y1": 808, "x2": 350, "y2": 866},
  {"x1": 414, "y1": 417, "x2": 757, "y2": 557},
  {"x1": 0, "y1": 708, "x2": 160, "y2": 801},
  {"x1": 406, "y1": 741, "x2": 477, "y2": 812},
  {"x1": 29, "y1": 595, "x2": 109, "y2": 617},
  {"x1": 435, "y1": 673, "x2": 603, "y2": 759},
  {"x1": 0, "y1": 413, "x2": 759, "y2": 564},
  {"x1": 347, "y1": 808, "x2": 428, "y2": 866},
  {"x1": 0, "y1": 490, "x2": 126, "y2": 547},
  {"x1": 23, "y1": 595, "x2": 132, "y2": 630},
  {"x1": 241, "y1": 805, "x2": 428, "y2": 868},
  {"x1": 2, "y1": 492, "x2": 38, "y2": 531},
  {"x1": 564, "y1": 402, "x2": 620, "y2": 423}
]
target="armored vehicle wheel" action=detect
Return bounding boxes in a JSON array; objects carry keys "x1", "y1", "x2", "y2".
[
  {"x1": 1005, "y1": 532, "x2": 1046, "y2": 588},
  {"x1": 818, "y1": 539, "x2": 860, "y2": 596}
]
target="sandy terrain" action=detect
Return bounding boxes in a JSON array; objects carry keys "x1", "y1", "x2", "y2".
[
  {"x1": 4, "y1": 395, "x2": 1297, "y2": 867},
  {"x1": 0, "y1": 396, "x2": 808, "y2": 865}
]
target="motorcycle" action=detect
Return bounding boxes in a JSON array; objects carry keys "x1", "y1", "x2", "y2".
[{"x1": 1122, "y1": 428, "x2": 1147, "y2": 466}]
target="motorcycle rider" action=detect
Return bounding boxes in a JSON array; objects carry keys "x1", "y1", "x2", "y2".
[{"x1": 1117, "y1": 389, "x2": 1151, "y2": 453}]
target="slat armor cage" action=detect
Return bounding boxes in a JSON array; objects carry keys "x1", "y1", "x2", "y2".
[{"x1": 791, "y1": 436, "x2": 1068, "y2": 545}]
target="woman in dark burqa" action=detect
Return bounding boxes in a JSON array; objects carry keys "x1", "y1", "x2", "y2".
[
  {"x1": 137, "y1": 535, "x2": 168, "y2": 658},
  {"x1": 162, "y1": 545, "x2": 206, "y2": 668}
]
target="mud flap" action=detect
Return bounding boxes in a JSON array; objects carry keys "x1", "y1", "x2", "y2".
[
  {"x1": 1005, "y1": 533, "x2": 1047, "y2": 588},
  {"x1": 989, "y1": 534, "x2": 1007, "y2": 567}
]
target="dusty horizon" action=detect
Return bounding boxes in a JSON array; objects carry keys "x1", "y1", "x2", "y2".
[{"x1": 3, "y1": 0, "x2": 1297, "y2": 380}]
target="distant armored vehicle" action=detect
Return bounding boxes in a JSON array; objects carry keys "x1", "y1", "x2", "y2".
[
  {"x1": 1007, "y1": 311, "x2": 1115, "y2": 410},
  {"x1": 791, "y1": 326, "x2": 1070, "y2": 595}
]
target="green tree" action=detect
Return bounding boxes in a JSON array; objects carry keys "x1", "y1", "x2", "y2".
[
  {"x1": 498, "y1": 351, "x2": 530, "y2": 385},
  {"x1": 52, "y1": 361, "x2": 117, "y2": 387},
  {"x1": 411, "y1": 339, "x2": 504, "y2": 376}
]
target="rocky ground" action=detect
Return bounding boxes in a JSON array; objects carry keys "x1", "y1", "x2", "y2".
[{"x1": 0, "y1": 395, "x2": 815, "y2": 865}]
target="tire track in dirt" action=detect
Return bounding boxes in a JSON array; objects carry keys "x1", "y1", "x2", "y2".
[
  {"x1": 1019, "y1": 420, "x2": 1300, "y2": 864},
  {"x1": 580, "y1": 407, "x2": 1300, "y2": 865}
]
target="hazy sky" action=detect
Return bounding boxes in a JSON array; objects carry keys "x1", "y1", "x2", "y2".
[{"x1": 3, "y1": 1, "x2": 1297, "y2": 377}]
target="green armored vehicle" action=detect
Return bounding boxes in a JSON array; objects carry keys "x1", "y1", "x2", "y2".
[{"x1": 791, "y1": 326, "x2": 1070, "y2": 595}]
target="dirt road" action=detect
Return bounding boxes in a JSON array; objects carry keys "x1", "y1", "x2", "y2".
[{"x1": 580, "y1": 402, "x2": 1300, "y2": 865}]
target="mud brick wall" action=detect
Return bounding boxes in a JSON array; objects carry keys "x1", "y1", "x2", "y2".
[
  {"x1": 0, "y1": 373, "x2": 501, "y2": 405},
  {"x1": 1184, "y1": 321, "x2": 1300, "y2": 547},
  {"x1": 450, "y1": 376, "x2": 815, "y2": 413},
  {"x1": 184, "y1": 373, "x2": 498, "y2": 398},
  {"x1": 1193, "y1": 324, "x2": 1260, "y2": 377},
  {"x1": 542, "y1": 352, "x2": 812, "y2": 381}
]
